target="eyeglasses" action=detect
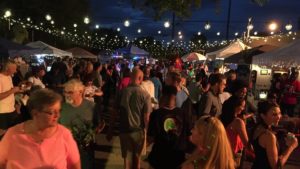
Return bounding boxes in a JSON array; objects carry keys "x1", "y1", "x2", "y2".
[{"x1": 41, "y1": 109, "x2": 61, "y2": 116}]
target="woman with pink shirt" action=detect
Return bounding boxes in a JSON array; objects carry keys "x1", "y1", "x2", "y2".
[
  {"x1": 118, "y1": 67, "x2": 131, "y2": 90},
  {"x1": 0, "y1": 89, "x2": 81, "y2": 169}
]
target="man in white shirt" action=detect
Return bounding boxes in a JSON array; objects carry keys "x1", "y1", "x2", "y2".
[
  {"x1": 0, "y1": 60, "x2": 22, "y2": 130},
  {"x1": 140, "y1": 67, "x2": 156, "y2": 108},
  {"x1": 27, "y1": 66, "x2": 46, "y2": 88}
]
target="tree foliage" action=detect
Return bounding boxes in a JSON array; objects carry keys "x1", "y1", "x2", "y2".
[
  {"x1": 130, "y1": 0, "x2": 269, "y2": 20},
  {"x1": 130, "y1": 0, "x2": 205, "y2": 19},
  {"x1": 251, "y1": 0, "x2": 269, "y2": 7}
]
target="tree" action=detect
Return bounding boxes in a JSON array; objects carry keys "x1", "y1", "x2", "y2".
[
  {"x1": 11, "y1": 24, "x2": 29, "y2": 43},
  {"x1": 130, "y1": 0, "x2": 269, "y2": 19},
  {"x1": 252, "y1": 0, "x2": 269, "y2": 6},
  {"x1": 189, "y1": 33, "x2": 207, "y2": 53},
  {"x1": 190, "y1": 33, "x2": 207, "y2": 45},
  {"x1": 92, "y1": 28, "x2": 125, "y2": 51},
  {"x1": 130, "y1": 0, "x2": 205, "y2": 19}
]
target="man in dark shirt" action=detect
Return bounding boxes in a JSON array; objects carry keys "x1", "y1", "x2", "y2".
[
  {"x1": 147, "y1": 85, "x2": 185, "y2": 169},
  {"x1": 198, "y1": 73, "x2": 226, "y2": 117}
]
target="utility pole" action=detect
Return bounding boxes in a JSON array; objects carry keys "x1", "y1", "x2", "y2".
[
  {"x1": 171, "y1": 12, "x2": 175, "y2": 41},
  {"x1": 226, "y1": 0, "x2": 232, "y2": 40}
]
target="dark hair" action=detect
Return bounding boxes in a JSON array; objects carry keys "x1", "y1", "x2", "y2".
[
  {"x1": 231, "y1": 79, "x2": 248, "y2": 94},
  {"x1": 93, "y1": 62, "x2": 101, "y2": 70},
  {"x1": 220, "y1": 97, "x2": 245, "y2": 127},
  {"x1": 267, "y1": 92, "x2": 278, "y2": 100},
  {"x1": 228, "y1": 69, "x2": 236, "y2": 75},
  {"x1": 162, "y1": 85, "x2": 178, "y2": 97},
  {"x1": 27, "y1": 89, "x2": 62, "y2": 113},
  {"x1": 159, "y1": 85, "x2": 177, "y2": 108},
  {"x1": 256, "y1": 100, "x2": 280, "y2": 128},
  {"x1": 32, "y1": 66, "x2": 45, "y2": 76},
  {"x1": 257, "y1": 100, "x2": 279, "y2": 116},
  {"x1": 214, "y1": 68, "x2": 220, "y2": 73},
  {"x1": 167, "y1": 71, "x2": 181, "y2": 83},
  {"x1": 123, "y1": 67, "x2": 131, "y2": 77},
  {"x1": 150, "y1": 69, "x2": 156, "y2": 78},
  {"x1": 209, "y1": 73, "x2": 226, "y2": 86}
]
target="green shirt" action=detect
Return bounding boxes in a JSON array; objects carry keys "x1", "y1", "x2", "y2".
[{"x1": 60, "y1": 99, "x2": 96, "y2": 129}]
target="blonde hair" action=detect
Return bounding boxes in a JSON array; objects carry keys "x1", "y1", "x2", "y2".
[
  {"x1": 63, "y1": 79, "x2": 85, "y2": 92},
  {"x1": 183, "y1": 116, "x2": 235, "y2": 169},
  {"x1": 86, "y1": 62, "x2": 94, "y2": 73}
]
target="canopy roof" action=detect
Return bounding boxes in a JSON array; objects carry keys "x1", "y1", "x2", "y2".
[
  {"x1": 224, "y1": 45, "x2": 277, "y2": 64},
  {"x1": 67, "y1": 47, "x2": 97, "y2": 59},
  {"x1": 206, "y1": 39, "x2": 250, "y2": 60},
  {"x1": 252, "y1": 39, "x2": 300, "y2": 67},
  {"x1": 26, "y1": 41, "x2": 72, "y2": 57},
  {"x1": 181, "y1": 52, "x2": 206, "y2": 62},
  {"x1": 0, "y1": 38, "x2": 38, "y2": 57},
  {"x1": 115, "y1": 45, "x2": 149, "y2": 57}
]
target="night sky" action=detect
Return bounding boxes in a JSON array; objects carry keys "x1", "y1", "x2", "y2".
[{"x1": 90, "y1": 0, "x2": 300, "y2": 41}]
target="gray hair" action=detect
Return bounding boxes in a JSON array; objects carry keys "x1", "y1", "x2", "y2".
[
  {"x1": 27, "y1": 88, "x2": 62, "y2": 113},
  {"x1": 63, "y1": 79, "x2": 85, "y2": 92}
]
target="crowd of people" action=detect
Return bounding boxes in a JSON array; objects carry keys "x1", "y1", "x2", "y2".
[{"x1": 0, "y1": 56, "x2": 299, "y2": 169}]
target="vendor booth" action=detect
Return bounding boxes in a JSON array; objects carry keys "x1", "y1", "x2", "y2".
[
  {"x1": 206, "y1": 39, "x2": 250, "y2": 60},
  {"x1": 67, "y1": 47, "x2": 97, "y2": 59},
  {"x1": 252, "y1": 39, "x2": 300, "y2": 67},
  {"x1": 181, "y1": 52, "x2": 206, "y2": 62},
  {"x1": 115, "y1": 45, "x2": 149, "y2": 59},
  {"x1": 26, "y1": 41, "x2": 72, "y2": 67}
]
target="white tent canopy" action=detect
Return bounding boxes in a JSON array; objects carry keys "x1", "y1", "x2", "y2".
[
  {"x1": 67, "y1": 47, "x2": 97, "y2": 59},
  {"x1": 0, "y1": 38, "x2": 40, "y2": 57},
  {"x1": 206, "y1": 39, "x2": 250, "y2": 60},
  {"x1": 252, "y1": 39, "x2": 300, "y2": 67},
  {"x1": 181, "y1": 52, "x2": 206, "y2": 62},
  {"x1": 26, "y1": 41, "x2": 73, "y2": 57}
]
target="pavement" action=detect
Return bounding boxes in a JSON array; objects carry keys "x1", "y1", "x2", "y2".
[{"x1": 92, "y1": 95, "x2": 300, "y2": 169}]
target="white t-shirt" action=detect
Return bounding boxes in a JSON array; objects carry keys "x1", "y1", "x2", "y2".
[
  {"x1": 140, "y1": 80, "x2": 155, "y2": 99},
  {"x1": 140, "y1": 80, "x2": 156, "y2": 108},
  {"x1": 219, "y1": 92, "x2": 232, "y2": 104},
  {"x1": 0, "y1": 73, "x2": 15, "y2": 113},
  {"x1": 28, "y1": 76, "x2": 45, "y2": 88},
  {"x1": 84, "y1": 86, "x2": 98, "y2": 102}
]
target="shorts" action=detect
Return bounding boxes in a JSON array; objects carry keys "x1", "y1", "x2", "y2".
[
  {"x1": 0, "y1": 111, "x2": 20, "y2": 129},
  {"x1": 119, "y1": 130, "x2": 145, "y2": 158}
]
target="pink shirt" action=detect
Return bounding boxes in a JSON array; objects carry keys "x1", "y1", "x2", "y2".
[
  {"x1": 283, "y1": 80, "x2": 300, "y2": 105},
  {"x1": 0, "y1": 123, "x2": 80, "y2": 169},
  {"x1": 118, "y1": 77, "x2": 131, "y2": 90}
]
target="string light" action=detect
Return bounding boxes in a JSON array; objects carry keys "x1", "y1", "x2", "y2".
[
  {"x1": 124, "y1": 20, "x2": 130, "y2": 27},
  {"x1": 84, "y1": 17, "x2": 90, "y2": 24},
  {"x1": 285, "y1": 23, "x2": 292, "y2": 31},
  {"x1": 204, "y1": 22, "x2": 211, "y2": 30},
  {"x1": 164, "y1": 21, "x2": 170, "y2": 28},
  {"x1": 45, "y1": 14, "x2": 51, "y2": 21},
  {"x1": 1, "y1": 13, "x2": 298, "y2": 57}
]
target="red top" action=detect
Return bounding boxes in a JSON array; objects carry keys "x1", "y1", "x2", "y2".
[
  {"x1": 226, "y1": 127, "x2": 244, "y2": 154},
  {"x1": 118, "y1": 77, "x2": 131, "y2": 90},
  {"x1": 283, "y1": 80, "x2": 300, "y2": 105}
]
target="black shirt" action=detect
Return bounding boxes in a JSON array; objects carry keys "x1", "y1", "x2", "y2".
[{"x1": 147, "y1": 107, "x2": 185, "y2": 169}]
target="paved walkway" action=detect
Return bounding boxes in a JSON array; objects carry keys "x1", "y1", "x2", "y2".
[{"x1": 93, "y1": 96, "x2": 300, "y2": 169}]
